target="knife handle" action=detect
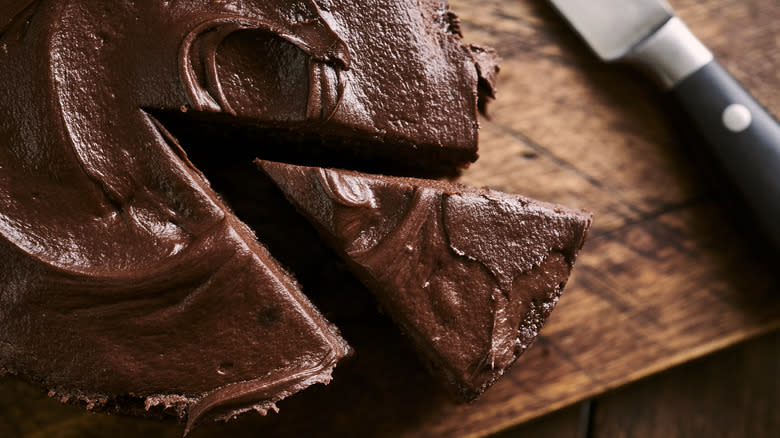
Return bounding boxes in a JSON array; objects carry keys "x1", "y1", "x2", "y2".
[{"x1": 669, "y1": 60, "x2": 780, "y2": 250}]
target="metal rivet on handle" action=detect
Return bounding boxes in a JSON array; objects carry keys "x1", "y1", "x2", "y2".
[{"x1": 722, "y1": 103, "x2": 752, "y2": 133}]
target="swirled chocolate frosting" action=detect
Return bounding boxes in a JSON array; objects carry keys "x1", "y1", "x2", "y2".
[
  {"x1": 0, "y1": 0, "x2": 496, "y2": 430},
  {"x1": 258, "y1": 161, "x2": 592, "y2": 399}
]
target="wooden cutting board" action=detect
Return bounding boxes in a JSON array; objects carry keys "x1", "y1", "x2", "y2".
[{"x1": 1, "y1": 1, "x2": 778, "y2": 437}]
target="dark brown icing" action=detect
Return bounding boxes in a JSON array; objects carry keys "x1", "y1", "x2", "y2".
[
  {"x1": 0, "y1": 0, "x2": 509, "y2": 427},
  {"x1": 0, "y1": 0, "x2": 386, "y2": 429},
  {"x1": 258, "y1": 161, "x2": 592, "y2": 399}
]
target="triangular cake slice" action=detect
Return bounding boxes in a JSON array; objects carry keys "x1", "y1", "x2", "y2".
[{"x1": 257, "y1": 160, "x2": 592, "y2": 399}]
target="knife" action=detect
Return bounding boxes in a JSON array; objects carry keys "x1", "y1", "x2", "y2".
[{"x1": 548, "y1": 0, "x2": 780, "y2": 250}]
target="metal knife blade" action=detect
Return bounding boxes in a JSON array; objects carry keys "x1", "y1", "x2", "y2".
[
  {"x1": 548, "y1": 0, "x2": 673, "y2": 61},
  {"x1": 549, "y1": 0, "x2": 713, "y2": 89}
]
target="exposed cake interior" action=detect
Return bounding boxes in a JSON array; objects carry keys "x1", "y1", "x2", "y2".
[{"x1": 257, "y1": 161, "x2": 592, "y2": 399}]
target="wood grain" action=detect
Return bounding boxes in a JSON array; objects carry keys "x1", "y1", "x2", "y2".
[
  {"x1": 1, "y1": 0, "x2": 778, "y2": 437},
  {"x1": 488, "y1": 330, "x2": 780, "y2": 438},
  {"x1": 489, "y1": 403, "x2": 585, "y2": 438},
  {"x1": 590, "y1": 331, "x2": 780, "y2": 437}
]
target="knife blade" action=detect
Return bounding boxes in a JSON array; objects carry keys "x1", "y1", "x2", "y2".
[
  {"x1": 549, "y1": 0, "x2": 672, "y2": 62},
  {"x1": 549, "y1": 0, "x2": 780, "y2": 251}
]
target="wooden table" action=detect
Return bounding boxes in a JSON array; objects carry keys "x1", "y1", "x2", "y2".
[{"x1": 1, "y1": 0, "x2": 778, "y2": 437}]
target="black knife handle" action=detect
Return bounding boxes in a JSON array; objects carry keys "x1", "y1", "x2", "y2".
[{"x1": 669, "y1": 61, "x2": 780, "y2": 250}]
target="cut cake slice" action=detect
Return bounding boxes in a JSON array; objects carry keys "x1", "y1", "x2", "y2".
[{"x1": 258, "y1": 160, "x2": 592, "y2": 399}]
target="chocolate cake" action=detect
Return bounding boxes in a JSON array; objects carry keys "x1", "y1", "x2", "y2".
[
  {"x1": 0, "y1": 0, "x2": 501, "y2": 430},
  {"x1": 257, "y1": 161, "x2": 592, "y2": 399}
]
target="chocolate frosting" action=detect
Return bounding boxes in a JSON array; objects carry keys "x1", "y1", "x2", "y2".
[
  {"x1": 258, "y1": 161, "x2": 592, "y2": 399},
  {"x1": 0, "y1": 0, "x2": 487, "y2": 287},
  {"x1": 0, "y1": 0, "x2": 503, "y2": 426},
  {"x1": 0, "y1": 0, "x2": 375, "y2": 429}
]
